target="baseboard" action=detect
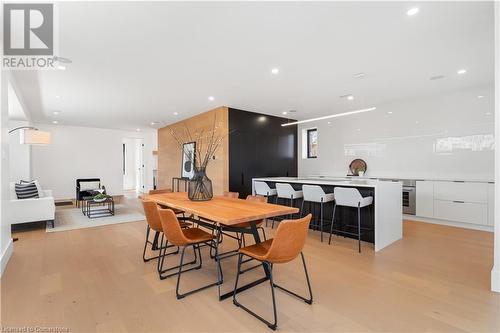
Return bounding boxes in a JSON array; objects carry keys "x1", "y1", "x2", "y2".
[
  {"x1": 403, "y1": 214, "x2": 494, "y2": 232},
  {"x1": 492, "y1": 266, "x2": 500, "y2": 293},
  {"x1": 0, "y1": 238, "x2": 13, "y2": 277}
]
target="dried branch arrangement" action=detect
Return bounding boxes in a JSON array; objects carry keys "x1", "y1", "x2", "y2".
[{"x1": 168, "y1": 115, "x2": 228, "y2": 170}]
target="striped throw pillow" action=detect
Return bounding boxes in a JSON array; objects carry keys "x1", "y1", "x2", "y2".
[{"x1": 15, "y1": 182, "x2": 39, "y2": 199}]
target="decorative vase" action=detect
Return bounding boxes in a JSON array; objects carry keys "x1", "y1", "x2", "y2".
[{"x1": 188, "y1": 167, "x2": 213, "y2": 201}]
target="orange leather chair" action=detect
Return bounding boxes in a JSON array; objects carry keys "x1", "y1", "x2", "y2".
[
  {"x1": 142, "y1": 200, "x2": 193, "y2": 280},
  {"x1": 158, "y1": 208, "x2": 221, "y2": 299},
  {"x1": 233, "y1": 214, "x2": 313, "y2": 330}
]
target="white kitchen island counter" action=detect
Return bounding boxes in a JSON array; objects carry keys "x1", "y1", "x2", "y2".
[{"x1": 252, "y1": 177, "x2": 403, "y2": 252}]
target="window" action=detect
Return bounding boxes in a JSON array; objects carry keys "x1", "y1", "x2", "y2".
[{"x1": 307, "y1": 128, "x2": 318, "y2": 158}]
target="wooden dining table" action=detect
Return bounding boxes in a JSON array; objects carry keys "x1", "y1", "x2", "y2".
[{"x1": 144, "y1": 191, "x2": 299, "y2": 300}]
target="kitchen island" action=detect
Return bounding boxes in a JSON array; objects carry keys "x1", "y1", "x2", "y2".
[{"x1": 252, "y1": 177, "x2": 402, "y2": 252}]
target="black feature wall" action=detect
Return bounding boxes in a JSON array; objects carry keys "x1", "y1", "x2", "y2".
[{"x1": 228, "y1": 108, "x2": 298, "y2": 197}]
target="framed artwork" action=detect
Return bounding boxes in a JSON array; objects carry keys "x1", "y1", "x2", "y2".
[{"x1": 181, "y1": 141, "x2": 196, "y2": 179}]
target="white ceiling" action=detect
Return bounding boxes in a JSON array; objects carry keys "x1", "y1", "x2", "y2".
[{"x1": 11, "y1": 1, "x2": 495, "y2": 131}]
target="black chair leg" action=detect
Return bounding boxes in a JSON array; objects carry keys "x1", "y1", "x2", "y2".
[
  {"x1": 176, "y1": 242, "x2": 220, "y2": 299},
  {"x1": 157, "y1": 236, "x2": 198, "y2": 280},
  {"x1": 273, "y1": 252, "x2": 313, "y2": 304},
  {"x1": 233, "y1": 256, "x2": 278, "y2": 330}
]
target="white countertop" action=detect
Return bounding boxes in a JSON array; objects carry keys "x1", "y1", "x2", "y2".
[
  {"x1": 303, "y1": 175, "x2": 494, "y2": 184},
  {"x1": 252, "y1": 177, "x2": 395, "y2": 188}
]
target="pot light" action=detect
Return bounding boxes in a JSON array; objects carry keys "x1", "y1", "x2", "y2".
[
  {"x1": 407, "y1": 7, "x2": 419, "y2": 16},
  {"x1": 53, "y1": 111, "x2": 61, "y2": 116},
  {"x1": 457, "y1": 69, "x2": 467, "y2": 75},
  {"x1": 55, "y1": 95, "x2": 60, "y2": 99},
  {"x1": 478, "y1": 95, "x2": 484, "y2": 99},
  {"x1": 136, "y1": 128, "x2": 141, "y2": 132},
  {"x1": 173, "y1": 112, "x2": 179, "y2": 116},
  {"x1": 271, "y1": 68, "x2": 279, "y2": 74},
  {"x1": 57, "y1": 65, "x2": 66, "y2": 70},
  {"x1": 281, "y1": 107, "x2": 376, "y2": 127},
  {"x1": 486, "y1": 112, "x2": 492, "y2": 116},
  {"x1": 327, "y1": 121, "x2": 331, "y2": 125},
  {"x1": 387, "y1": 111, "x2": 393, "y2": 114},
  {"x1": 347, "y1": 95, "x2": 354, "y2": 101},
  {"x1": 52, "y1": 120, "x2": 58, "y2": 124},
  {"x1": 208, "y1": 96, "x2": 215, "y2": 101},
  {"x1": 282, "y1": 111, "x2": 287, "y2": 115},
  {"x1": 353, "y1": 73, "x2": 366, "y2": 79}
]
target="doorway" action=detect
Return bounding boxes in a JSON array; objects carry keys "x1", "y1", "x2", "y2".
[{"x1": 122, "y1": 137, "x2": 145, "y2": 194}]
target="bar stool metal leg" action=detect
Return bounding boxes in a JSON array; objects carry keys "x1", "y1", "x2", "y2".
[
  {"x1": 320, "y1": 200, "x2": 324, "y2": 242},
  {"x1": 357, "y1": 204, "x2": 361, "y2": 253},
  {"x1": 328, "y1": 203, "x2": 337, "y2": 245}
]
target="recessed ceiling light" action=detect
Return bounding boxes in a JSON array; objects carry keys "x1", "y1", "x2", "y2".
[
  {"x1": 327, "y1": 121, "x2": 331, "y2": 124},
  {"x1": 387, "y1": 111, "x2": 393, "y2": 114},
  {"x1": 347, "y1": 95, "x2": 354, "y2": 101},
  {"x1": 208, "y1": 96, "x2": 215, "y2": 101},
  {"x1": 282, "y1": 111, "x2": 287, "y2": 115},
  {"x1": 173, "y1": 112, "x2": 179, "y2": 116},
  {"x1": 457, "y1": 69, "x2": 467, "y2": 75},
  {"x1": 356, "y1": 128, "x2": 361, "y2": 132},
  {"x1": 55, "y1": 95, "x2": 60, "y2": 99},
  {"x1": 52, "y1": 120, "x2": 58, "y2": 124},
  {"x1": 57, "y1": 65, "x2": 66, "y2": 70},
  {"x1": 353, "y1": 73, "x2": 366, "y2": 79},
  {"x1": 415, "y1": 120, "x2": 419, "y2": 124},
  {"x1": 136, "y1": 128, "x2": 141, "y2": 132},
  {"x1": 478, "y1": 95, "x2": 484, "y2": 99},
  {"x1": 53, "y1": 111, "x2": 61, "y2": 115},
  {"x1": 486, "y1": 112, "x2": 492, "y2": 116},
  {"x1": 407, "y1": 7, "x2": 419, "y2": 16},
  {"x1": 271, "y1": 68, "x2": 279, "y2": 74}
]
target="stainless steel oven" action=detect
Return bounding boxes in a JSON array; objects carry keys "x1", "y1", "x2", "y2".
[{"x1": 402, "y1": 180, "x2": 416, "y2": 215}]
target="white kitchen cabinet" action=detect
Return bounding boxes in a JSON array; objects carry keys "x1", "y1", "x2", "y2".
[
  {"x1": 434, "y1": 200, "x2": 488, "y2": 225},
  {"x1": 434, "y1": 181, "x2": 488, "y2": 203},
  {"x1": 416, "y1": 180, "x2": 434, "y2": 218}
]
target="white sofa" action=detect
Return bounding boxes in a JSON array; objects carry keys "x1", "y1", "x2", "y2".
[{"x1": 10, "y1": 182, "x2": 55, "y2": 228}]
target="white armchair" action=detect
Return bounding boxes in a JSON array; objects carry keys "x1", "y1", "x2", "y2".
[{"x1": 9, "y1": 182, "x2": 55, "y2": 228}]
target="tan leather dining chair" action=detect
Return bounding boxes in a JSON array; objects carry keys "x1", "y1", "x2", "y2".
[
  {"x1": 223, "y1": 191, "x2": 240, "y2": 199},
  {"x1": 158, "y1": 208, "x2": 221, "y2": 299},
  {"x1": 233, "y1": 214, "x2": 313, "y2": 330},
  {"x1": 142, "y1": 200, "x2": 193, "y2": 279}
]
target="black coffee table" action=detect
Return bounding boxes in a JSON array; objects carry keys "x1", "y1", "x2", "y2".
[{"x1": 82, "y1": 197, "x2": 115, "y2": 219}]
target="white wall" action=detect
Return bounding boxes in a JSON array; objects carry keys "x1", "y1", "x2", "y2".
[
  {"x1": 122, "y1": 137, "x2": 137, "y2": 190},
  {"x1": 298, "y1": 84, "x2": 495, "y2": 181},
  {"x1": 492, "y1": 1, "x2": 499, "y2": 293},
  {"x1": 1, "y1": 71, "x2": 13, "y2": 276},
  {"x1": 9, "y1": 120, "x2": 31, "y2": 182},
  {"x1": 31, "y1": 124, "x2": 156, "y2": 200}
]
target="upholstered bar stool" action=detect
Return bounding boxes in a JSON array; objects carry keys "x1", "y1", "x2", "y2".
[
  {"x1": 301, "y1": 185, "x2": 335, "y2": 242},
  {"x1": 275, "y1": 183, "x2": 303, "y2": 226},
  {"x1": 328, "y1": 187, "x2": 373, "y2": 253},
  {"x1": 254, "y1": 181, "x2": 277, "y2": 198},
  {"x1": 254, "y1": 181, "x2": 277, "y2": 227}
]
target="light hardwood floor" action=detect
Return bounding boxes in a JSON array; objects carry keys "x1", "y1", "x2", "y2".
[{"x1": 2, "y1": 198, "x2": 499, "y2": 332}]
